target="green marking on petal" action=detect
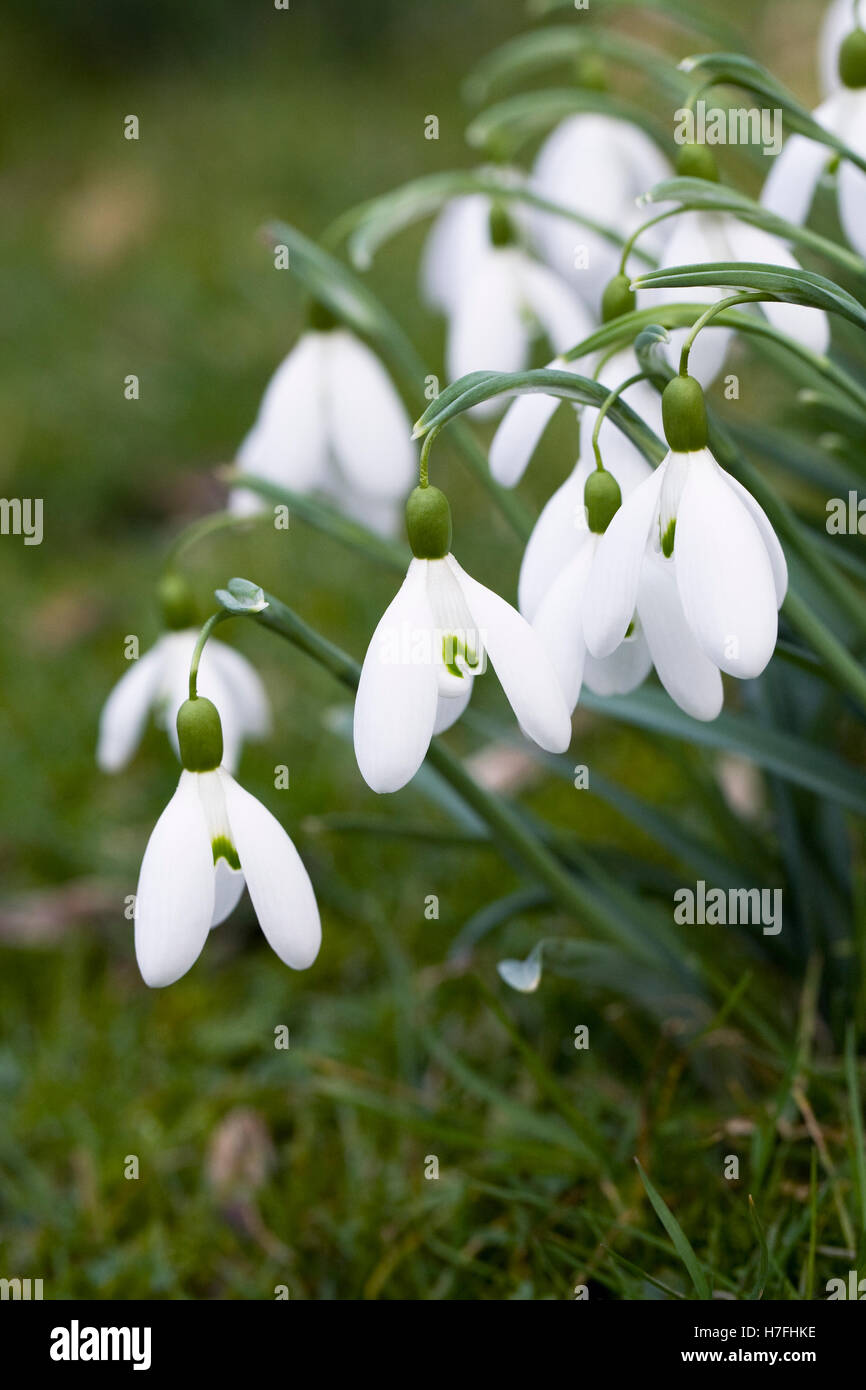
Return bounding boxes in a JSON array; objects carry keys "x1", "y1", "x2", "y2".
[
  {"x1": 212, "y1": 836, "x2": 241, "y2": 871},
  {"x1": 442, "y1": 632, "x2": 481, "y2": 679},
  {"x1": 661, "y1": 518, "x2": 676, "y2": 559},
  {"x1": 625, "y1": 620, "x2": 636, "y2": 640}
]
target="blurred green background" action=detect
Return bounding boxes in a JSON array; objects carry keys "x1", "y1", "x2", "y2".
[{"x1": 0, "y1": 0, "x2": 864, "y2": 1300}]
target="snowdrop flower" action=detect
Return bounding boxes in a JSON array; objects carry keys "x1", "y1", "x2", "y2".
[
  {"x1": 761, "y1": 21, "x2": 866, "y2": 261},
  {"x1": 642, "y1": 211, "x2": 831, "y2": 385},
  {"x1": 135, "y1": 696, "x2": 320, "y2": 987},
  {"x1": 353, "y1": 485, "x2": 572, "y2": 793},
  {"x1": 582, "y1": 376, "x2": 788, "y2": 718},
  {"x1": 820, "y1": 0, "x2": 866, "y2": 96},
  {"x1": 98, "y1": 580, "x2": 269, "y2": 775},
  {"x1": 520, "y1": 353, "x2": 661, "y2": 707},
  {"x1": 230, "y1": 303, "x2": 415, "y2": 536},
  {"x1": 421, "y1": 172, "x2": 532, "y2": 316},
  {"x1": 530, "y1": 114, "x2": 674, "y2": 312},
  {"x1": 444, "y1": 206, "x2": 595, "y2": 416}
]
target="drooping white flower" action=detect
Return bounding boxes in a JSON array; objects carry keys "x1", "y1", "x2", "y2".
[
  {"x1": 97, "y1": 629, "x2": 269, "y2": 775},
  {"x1": 421, "y1": 175, "x2": 533, "y2": 316},
  {"x1": 530, "y1": 114, "x2": 674, "y2": 312},
  {"x1": 134, "y1": 699, "x2": 320, "y2": 987},
  {"x1": 641, "y1": 211, "x2": 831, "y2": 385},
  {"x1": 445, "y1": 239, "x2": 595, "y2": 416},
  {"x1": 582, "y1": 379, "x2": 787, "y2": 716},
  {"x1": 353, "y1": 486, "x2": 572, "y2": 793},
  {"x1": 230, "y1": 322, "x2": 416, "y2": 536},
  {"x1": 760, "y1": 20, "x2": 866, "y2": 263}
]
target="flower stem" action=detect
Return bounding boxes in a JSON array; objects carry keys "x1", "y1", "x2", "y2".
[
  {"x1": 188, "y1": 611, "x2": 231, "y2": 701},
  {"x1": 164, "y1": 507, "x2": 263, "y2": 572},
  {"x1": 618, "y1": 208, "x2": 682, "y2": 277},
  {"x1": 591, "y1": 373, "x2": 648, "y2": 470},
  {"x1": 679, "y1": 292, "x2": 766, "y2": 375}
]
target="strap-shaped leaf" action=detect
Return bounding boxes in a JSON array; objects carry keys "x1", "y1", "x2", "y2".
[
  {"x1": 641, "y1": 176, "x2": 866, "y2": 280},
  {"x1": 464, "y1": 26, "x2": 686, "y2": 105},
  {"x1": 412, "y1": 366, "x2": 667, "y2": 465},
  {"x1": 465, "y1": 88, "x2": 671, "y2": 158},
  {"x1": 634, "y1": 261, "x2": 866, "y2": 333},
  {"x1": 680, "y1": 52, "x2": 866, "y2": 176},
  {"x1": 534, "y1": 0, "x2": 746, "y2": 47}
]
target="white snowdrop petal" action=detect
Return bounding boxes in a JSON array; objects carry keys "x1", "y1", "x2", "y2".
[
  {"x1": 760, "y1": 132, "x2": 830, "y2": 229},
  {"x1": 221, "y1": 772, "x2": 321, "y2": 971},
  {"x1": 723, "y1": 475, "x2": 788, "y2": 606},
  {"x1": 234, "y1": 333, "x2": 329, "y2": 494},
  {"x1": 518, "y1": 465, "x2": 589, "y2": 622},
  {"x1": 531, "y1": 539, "x2": 596, "y2": 712},
  {"x1": 728, "y1": 222, "x2": 830, "y2": 355},
  {"x1": 517, "y1": 256, "x2": 596, "y2": 356},
  {"x1": 353, "y1": 561, "x2": 440, "y2": 793},
  {"x1": 637, "y1": 552, "x2": 724, "y2": 721},
  {"x1": 583, "y1": 632, "x2": 653, "y2": 698},
  {"x1": 446, "y1": 251, "x2": 528, "y2": 410},
  {"x1": 327, "y1": 330, "x2": 416, "y2": 499},
  {"x1": 134, "y1": 772, "x2": 215, "y2": 988},
  {"x1": 211, "y1": 858, "x2": 246, "y2": 928},
  {"x1": 433, "y1": 682, "x2": 474, "y2": 735},
  {"x1": 96, "y1": 642, "x2": 166, "y2": 773},
  {"x1": 448, "y1": 557, "x2": 572, "y2": 753},
  {"x1": 675, "y1": 451, "x2": 778, "y2": 679},
  {"x1": 489, "y1": 387, "x2": 563, "y2": 488},
  {"x1": 582, "y1": 462, "x2": 666, "y2": 658},
  {"x1": 421, "y1": 194, "x2": 493, "y2": 314},
  {"x1": 838, "y1": 138, "x2": 866, "y2": 261}
]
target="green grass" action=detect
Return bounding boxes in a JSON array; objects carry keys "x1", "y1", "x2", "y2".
[{"x1": 0, "y1": 0, "x2": 864, "y2": 1300}]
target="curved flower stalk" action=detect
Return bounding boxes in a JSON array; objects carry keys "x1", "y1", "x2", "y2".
[
  {"x1": 582, "y1": 375, "x2": 788, "y2": 719},
  {"x1": 134, "y1": 694, "x2": 320, "y2": 987},
  {"x1": 435, "y1": 204, "x2": 595, "y2": 417},
  {"x1": 230, "y1": 306, "x2": 416, "y2": 537},
  {"x1": 761, "y1": 16, "x2": 866, "y2": 260},
  {"x1": 353, "y1": 484, "x2": 572, "y2": 793},
  {"x1": 97, "y1": 626, "x2": 270, "y2": 776},
  {"x1": 530, "y1": 113, "x2": 674, "y2": 313},
  {"x1": 489, "y1": 344, "x2": 662, "y2": 493},
  {"x1": 641, "y1": 212, "x2": 831, "y2": 385}
]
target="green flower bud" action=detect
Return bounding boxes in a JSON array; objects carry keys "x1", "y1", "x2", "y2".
[
  {"x1": 840, "y1": 29, "x2": 866, "y2": 87},
  {"x1": 662, "y1": 374, "x2": 709, "y2": 453},
  {"x1": 675, "y1": 142, "x2": 719, "y2": 182},
  {"x1": 574, "y1": 52, "x2": 608, "y2": 92},
  {"x1": 406, "y1": 485, "x2": 453, "y2": 559},
  {"x1": 488, "y1": 204, "x2": 516, "y2": 247},
  {"x1": 584, "y1": 469, "x2": 622, "y2": 534},
  {"x1": 306, "y1": 298, "x2": 339, "y2": 332},
  {"x1": 177, "y1": 697, "x2": 224, "y2": 772},
  {"x1": 159, "y1": 572, "x2": 198, "y2": 631},
  {"x1": 601, "y1": 273, "x2": 636, "y2": 323}
]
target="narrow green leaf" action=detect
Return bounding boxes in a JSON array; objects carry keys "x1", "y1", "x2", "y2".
[
  {"x1": 463, "y1": 26, "x2": 686, "y2": 105},
  {"x1": 634, "y1": 1158, "x2": 712, "y2": 1299},
  {"x1": 465, "y1": 88, "x2": 672, "y2": 160},
  {"x1": 747, "y1": 1195, "x2": 770, "y2": 1300},
  {"x1": 634, "y1": 261, "x2": 866, "y2": 334}
]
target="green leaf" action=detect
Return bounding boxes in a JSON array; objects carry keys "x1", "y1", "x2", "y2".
[
  {"x1": 640, "y1": 176, "x2": 866, "y2": 280},
  {"x1": 413, "y1": 366, "x2": 666, "y2": 464},
  {"x1": 465, "y1": 88, "x2": 672, "y2": 160},
  {"x1": 532, "y1": 0, "x2": 747, "y2": 47},
  {"x1": 327, "y1": 171, "x2": 649, "y2": 273},
  {"x1": 747, "y1": 1195, "x2": 770, "y2": 1300},
  {"x1": 635, "y1": 1159, "x2": 712, "y2": 1299},
  {"x1": 463, "y1": 26, "x2": 685, "y2": 105},
  {"x1": 580, "y1": 687, "x2": 866, "y2": 817},
  {"x1": 679, "y1": 52, "x2": 866, "y2": 177},
  {"x1": 633, "y1": 261, "x2": 866, "y2": 334}
]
